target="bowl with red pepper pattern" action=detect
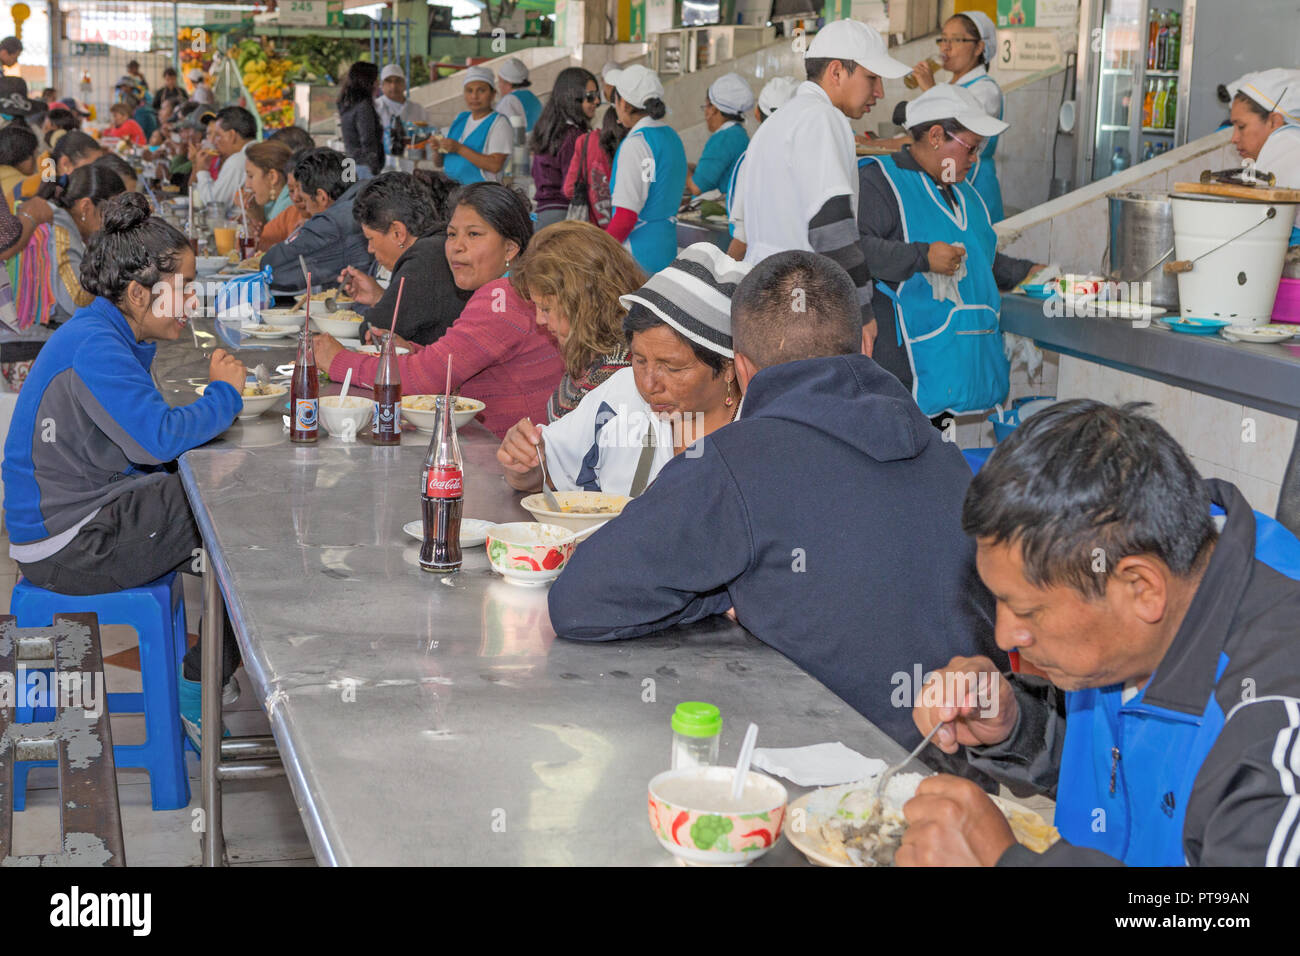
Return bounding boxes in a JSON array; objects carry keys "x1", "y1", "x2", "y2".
[
  {"x1": 648, "y1": 766, "x2": 787, "y2": 865},
  {"x1": 485, "y1": 522, "x2": 575, "y2": 587}
]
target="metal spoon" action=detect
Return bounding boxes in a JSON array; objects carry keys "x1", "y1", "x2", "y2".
[
  {"x1": 872, "y1": 719, "x2": 945, "y2": 804},
  {"x1": 532, "y1": 426, "x2": 562, "y2": 513}
]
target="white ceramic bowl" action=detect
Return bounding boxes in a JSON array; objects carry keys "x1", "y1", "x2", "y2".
[
  {"x1": 647, "y1": 767, "x2": 788, "y2": 866},
  {"x1": 198, "y1": 383, "x2": 287, "y2": 421},
  {"x1": 400, "y1": 396, "x2": 486, "y2": 433},
  {"x1": 196, "y1": 256, "x2": 230, "y2": 274},
  {"x1": 312, "y1": 311, "x2": 366, "y2": 338},
  {"x1": 257, "y1": 308, "x2": 307, "y2": 329},
  {"x1": 319, "y1": 395, "x2": 374, "y2": 437},
  {"x1": 484, "y1": 522, "x2": 576, "y2": 587},
  {"x1": 520, "y1": 491, "x2": 631, "y2": 538}
]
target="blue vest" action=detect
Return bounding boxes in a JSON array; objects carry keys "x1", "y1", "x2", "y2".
[
  {"x1": 506, "y1": 89, "x2": 543, "y2": 132},
  {"x1": 695, "y1": 122, "x2": 748, "y2": 199},
  {"x1": 444, "y1": 110, "x2": 506, "y2": 184},
  {"x1": 611, "y1": 123, "x2": 688, "y2": 274},
  {"x1": 957, "y1": 73, "x2": 1005, "y2": 222},
  {"x1": 1055, "y1": 505, "x2": 1300, "y2": 865},
  {"x1": 863, "y1": 154, "x2": 1009, "y2": 417}
]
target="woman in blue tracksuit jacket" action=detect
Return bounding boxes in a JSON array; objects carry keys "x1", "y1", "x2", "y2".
[{"x1": 906, "y1": 401, "x2": 1300, "y2": 867}]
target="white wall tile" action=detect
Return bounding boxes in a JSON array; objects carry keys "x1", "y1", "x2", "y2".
[{"x1": 1233, "y1": 407, "x2": 1298, "y2": 485}]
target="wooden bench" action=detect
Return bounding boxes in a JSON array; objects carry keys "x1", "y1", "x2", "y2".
[{"x1": 0, "y1": 612, "x2": 126, "y2": 866}]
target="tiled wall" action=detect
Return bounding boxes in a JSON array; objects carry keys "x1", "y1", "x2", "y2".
[
  {"x1": 946, "y1": 350, "x2": 1061, "y2": 450},
  {"x1": 1054, "y1": 355, "x2": 1295, "y2": 517}
]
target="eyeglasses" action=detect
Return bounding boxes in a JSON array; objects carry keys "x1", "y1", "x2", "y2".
[
  {"x1": 936, "y1": 36, "x2": 979, "y2": 47},
  {"x1": 946, "y1": 129, "x2": 983, "y2": 156},
  {"x1": 580, "y1": 91, "x2": 600, "y2": 103}
]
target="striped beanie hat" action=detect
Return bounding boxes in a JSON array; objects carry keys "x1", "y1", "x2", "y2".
[{"x1": 619, "y1": 243, "x2": 751, "y2": 359}]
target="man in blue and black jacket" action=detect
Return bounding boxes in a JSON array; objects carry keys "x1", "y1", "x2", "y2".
[{"x1": 900, "y1": 399, "x2": 1300, "y2": 866}]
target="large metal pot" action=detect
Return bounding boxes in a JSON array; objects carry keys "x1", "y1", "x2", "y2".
[{"x1": 1106, "y1": 191, "x2": 1180, "y2": 308}]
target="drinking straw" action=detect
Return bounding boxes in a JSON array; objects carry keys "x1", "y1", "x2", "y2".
[
  {"x1": 187, "y1": 185, "x2": 194, "y2": 237},
  {"x1": 388, "y1": 276, "x2": 406, "y2": 337},
  {"x1": 237, "y1": 188, "x2": 248, "y2": 240}
]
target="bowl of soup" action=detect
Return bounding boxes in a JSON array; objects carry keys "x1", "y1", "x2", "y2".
[
  {"x1": 198, "y1": 382, "x2": 287, "y2": 420},
  {"x1": 312, "y1": 310, "x2": 365, "y2": 339},
  {"x1": 400, "y1": 395, "x2": 486, "y2": 433},
  {"x1": 520, "y1": 491, "x2": 631, "y2": 538},
  {"x1": 484, "y1": 522, "x2": 575, "y2": 587},
  {"x1": 319, "y1": 395, "x2": 374, "y2": 438},
  {"x1": 648, "y1": 766, "x2": 788, "y2": 866}
]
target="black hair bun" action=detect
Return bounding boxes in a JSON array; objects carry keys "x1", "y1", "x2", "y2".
[{"x1": 100, "y1": 192, "x2": 151, "y2": 235}]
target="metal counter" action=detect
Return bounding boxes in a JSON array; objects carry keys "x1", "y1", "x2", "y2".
[
  {"x1": 162, "y1": 320, "x2": 907, "y2": 866},
  {"x1": 1000, "y1": 294, "x2": 1300, "y2": 531},
  {"x1": 676, "y1": 215, "x2": 732, "y2": 252}
]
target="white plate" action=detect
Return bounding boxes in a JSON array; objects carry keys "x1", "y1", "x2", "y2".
[
  {"x1": 403, "y1": 518, "x2": 496, "y2": 548},
  {"x1": 354, "y1": 343, "x2": 412, "y2": 355},
  {"x1": 243, "y1": 325, "x2": 298, "y2": 339},
  {"x1": 1220, "y1": 324, "x2": 1298, "y2": 343}
]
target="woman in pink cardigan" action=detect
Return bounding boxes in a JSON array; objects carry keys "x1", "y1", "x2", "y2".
[{"x1": 313, "y1": 182, "x2": 563, "y2": 438}]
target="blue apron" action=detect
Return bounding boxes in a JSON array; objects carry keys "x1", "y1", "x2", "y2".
[
  {"x1": 444, "y1": 110, "x2": 504, "y2": 184},
  {"x1": 611, "y1": 123, "x2": 688, "y2": 274},
  {"x1": 957, "y1": 73, "x2": 1005, "y2": 223},
  {"x1": 506, "y1": 89, "x2": 543, "y2": 132},
  {"x1": 864, "y1": 154, "x2": 1009, "y2": 417},
  {"x1": 725, "y1": 150, "x2": 746, "y2": 238}
]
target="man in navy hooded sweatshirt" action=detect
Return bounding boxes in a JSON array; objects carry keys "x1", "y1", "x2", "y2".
[{"x1": 548, "y1": 250, "x2": 1001, "y2": 750}]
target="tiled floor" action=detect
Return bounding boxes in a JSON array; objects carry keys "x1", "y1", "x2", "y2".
[
  {"x1": 2, "y1": 525, "x2": 316, "y2": 866},
  {"x1": 3, "y1": 524, "x2": 1055, "y2": 863}
]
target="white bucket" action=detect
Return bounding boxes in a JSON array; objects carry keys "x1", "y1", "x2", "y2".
[{"x1": 1170, "y1": 193, "x2": 1297, "y2": 325}]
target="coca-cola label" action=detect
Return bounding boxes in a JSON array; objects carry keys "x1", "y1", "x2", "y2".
[{"x1": 425, "y1": 466, "x2": 463, "y2": 498}]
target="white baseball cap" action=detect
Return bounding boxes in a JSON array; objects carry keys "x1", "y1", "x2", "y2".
[
  {"x1": 380, "y1": 64, "x2": 406, "y2": 82},
  {"x1": 1228, "y1": 69, "x2": 1300, "y2": 124},
  {"x1": 708, "y1": 73, "x2": 755, "y2": 115},
  {"x1": 805, "y1": 19, "x2": 910, "y2": 79},
  {"x1": 904, "y1": 83, "x2": 1008, "y2": 137},
  {"x1": 757, "y1": 76, "x2": 798, "y2": 116},
  {"x1": 498, "y1": 57, "x2": 529, "y2": 85},
  {"x1": 461, "y1": 65, "x2": 495, "y2": 88},
  {"x1": 606, "y1": 64, "x2": 665, "y2": 110}
]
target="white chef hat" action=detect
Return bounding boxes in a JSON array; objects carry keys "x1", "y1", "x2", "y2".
[
  {"x1": 904, "y1": 83, "x2": 1008, "y2": 137},
  {"x1": 498, "y1": 57, "x2": 529, "y2": 85},
  {"x1": 805, "y1": 19, "x2": 910, "y2": 78},
  {"x1": 606, "y1": 64, "x2": 665, "y2": 110},
  {"x1": 757, "y1": 76, "x2": 798, "y2": 116},
  {"x1": 708, "y1": 73, "x2": 755, "y2": 116},
  {"x1": 1228, "y1": 68, "x2": 1300, "y2": 124},
  {"x1": 461, "y1": 65, "x2": 496, "y2": 89},
  {"x1": 960, "y1": 10, "x2": 997, "y2": 59}
]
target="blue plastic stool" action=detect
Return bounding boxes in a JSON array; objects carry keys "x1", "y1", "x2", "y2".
[
  {"x1": 962, "y1": 447, "x2": 994, "y2": 474},
  {"x1": 10, "y1": 572, "x2": 193, "y2": 811}
]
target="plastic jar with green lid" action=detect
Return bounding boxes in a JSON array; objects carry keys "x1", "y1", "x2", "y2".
[{"x1": 670, "y1": 701, "x2": 722, "y2": 769}]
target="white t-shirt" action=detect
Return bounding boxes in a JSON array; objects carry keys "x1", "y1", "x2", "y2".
[
  {"x1": 374, "y1": 95, "x2": 430, "y2": 129},
  {"x1": 540, "y1": 366, "x2": 677, "y2": 496},
  {"x1": 456, "y1": 112, "x2": 513, "y2": 183},
  {"x1": 197, "y1": 142, "x2": 248, "y2": 209},
  {"x1": 729, "y1": 81, "x2": 858, "y2": 262},
  {"x1": 1256, "y1": 124, "x2": 1300, "y2": 230},
  {"x1": 955, "y1": 65, "x2": 1003, "y2": 119},
  {"x1": 610, "y1": 116, "x2": 667, "y2": 215},
  {"x1": 496, "y1": 93, "x2": 526, "y2": 127}
]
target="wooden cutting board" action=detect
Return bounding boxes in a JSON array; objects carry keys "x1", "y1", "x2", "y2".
[{"x1": 1173, "y1": 181, "x2": 1300, "y2": 202}]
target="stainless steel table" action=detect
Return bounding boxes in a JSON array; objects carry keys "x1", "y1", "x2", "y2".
[{"x1": 162, "y1": 321, "x2": 908, "y2": 866}]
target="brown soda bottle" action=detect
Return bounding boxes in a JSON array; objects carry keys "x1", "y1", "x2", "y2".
[
  {"x1": 372, "y1": 332, "x2": 402, "y2": 445},
  {"x1": 419, "y1": 396, "x2": 463, "y2": 572},
  {"x1": 290, "y1": 325, "x2": 319, "y2": 443}
]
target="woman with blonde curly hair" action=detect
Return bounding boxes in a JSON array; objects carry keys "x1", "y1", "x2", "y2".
[{"x1": 509, "y1": 220, "x2": 644, "y2": 421}]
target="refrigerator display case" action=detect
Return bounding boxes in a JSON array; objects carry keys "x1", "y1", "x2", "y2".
[{"x1": 1074, "y1": 0, "x2": 1300, "y2": 187}]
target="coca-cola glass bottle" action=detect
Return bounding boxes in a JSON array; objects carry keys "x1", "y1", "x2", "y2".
[
  {"x1": 419, "y1": 396, "x2": 463, "y2": 572},
  {"x1": 290, "y1": 325, "x2": 318, "y2": 443},
  {"x1": 372, "y1": 332, "x2": 402, "y2": 445}
]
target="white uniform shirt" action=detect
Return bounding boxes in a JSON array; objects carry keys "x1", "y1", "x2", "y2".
[
  {"x1": 374, "y1": 95, "x2": 430, "y2": 129},
  {"x1": 954, "y1": 64, "x2": 1002, "y2": 118},
  {"x1": 540, "y1": 366, "x2": 677, "y2": 496},
  {"x1": 610, "y1": 116, "x2": 669, "y2": 215},
  {"x1": 728, "y1": 81, "x2": 859, "y2": 262},
  {"x1": 496, "y1": 92, "x2": 526, "y2": 127},
  {"x1": 1256, "y1": 124, "x2": 1300, "y2": 231},
  {"x1": 456, "y1": 112, "x2": 514, "y2": 183},
  {"x1": 197, "y1": 142, "x2": 248, "y2": 209}
]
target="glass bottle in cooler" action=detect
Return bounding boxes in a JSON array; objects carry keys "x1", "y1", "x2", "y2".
[
  {"x1": 1165, "y1": 80, "x2": 1178, "y2": 130},
  {"x1": 1143, "y1": 79, "x2": 1156, "y2": 128},
  {"x1": 372, "y1": 333, "x2": 402, "y2": 445},
  {"x1": 1146, "y1": 10, "x2": 1160, "y2": 70},
  {"x1": 290, "y1": 325, "x2": 319, "y2": 444},
  {"x1": 1155, "y1": 12, "x2": 1171, "y2": 70},
  {"x1": 419, "y1": 396, "x2": 463, "y2": 573}
]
